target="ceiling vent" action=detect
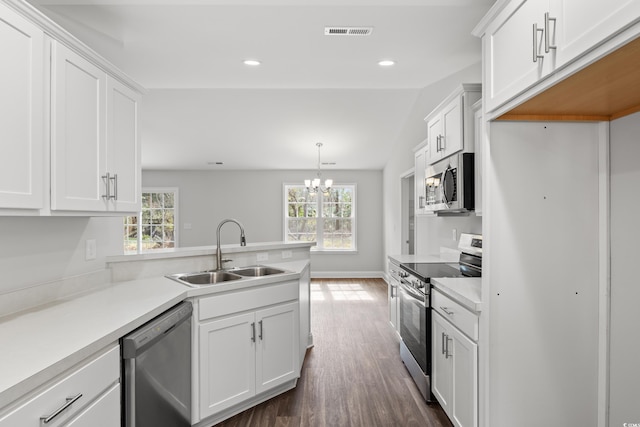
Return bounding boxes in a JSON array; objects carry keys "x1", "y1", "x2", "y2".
[{"x1": 324, "y1": 27, "x2": 373, "y2": 36}]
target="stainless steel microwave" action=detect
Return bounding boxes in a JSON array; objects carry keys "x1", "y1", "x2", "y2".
[{"x1": 424, "y1": 152, "x2": 474, "y2": 213}]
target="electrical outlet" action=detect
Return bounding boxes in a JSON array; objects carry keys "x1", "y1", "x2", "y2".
[
  {"x1": 257, "y1": 252, "x2": 269, "y2": 262},
  {"x1": 452, "y1": 228, "x2": 457, "y2": 242},
  {"x1": 282, "y1": 250, "x2": 292, "y2": 259},
  {"x1": 85, "y1": 239, "x2": 97, "y2": 261}
]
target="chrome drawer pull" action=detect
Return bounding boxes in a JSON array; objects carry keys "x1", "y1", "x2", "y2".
[
  {"x1": 40, "y1": 393, "x2": 83, "y2": 424},
  {"x1": 102, "y1": 172, "x2": 111, "y2": 199},
  {"x1": 251, "y1": 322, "x2": 256, "y2": 342},
  {"x1": 440, "y1": 306, "x2": 455, "y2": 316},
  {"x1": 544, "y1": 12, "x2": 556, "y2": 53},
  {"x1": 258, "y1": 320, "x2": 263, "y2": 340},
  {"x1": 533, "y1": 23, "x2": 544, "y2": 62}
]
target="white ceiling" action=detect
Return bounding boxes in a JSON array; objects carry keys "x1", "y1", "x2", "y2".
[{"x1": 28, "y1": 0, "x2": 495, "y2": 170}]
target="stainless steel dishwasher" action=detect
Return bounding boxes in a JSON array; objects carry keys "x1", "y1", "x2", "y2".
[{"x1": 122, "y1": 301, "x2": 192, "y2": 427}]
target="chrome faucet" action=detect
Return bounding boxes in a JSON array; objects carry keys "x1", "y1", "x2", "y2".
[{"x1": 216, "y1": 219, "x2": 246, "y2": 270}]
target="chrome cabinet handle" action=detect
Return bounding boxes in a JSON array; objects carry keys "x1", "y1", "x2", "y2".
[
  {"x1": 258, "y1": 320, "x2": 263, "y2": 340},
  {"x1": 102, "y1": 172, "x2": 111, "y2": 199},
  {"x1": 110, "y1": 173, "x2": 118, "y2": 200},
  {"x1": 440, "y1": 306, "x2": 454, "y2": 316},
  {"x1": 533, "y1": 23, "x2": 544, "y2": 62},
  {"x1": 441, "y1": 332, "x2": 446, "y2": 355},
  {"x1": 251, "y1": 322, "x2": 256, "y2": 342},
  {"x1": 40, "y1": 393, "x2": 83, "y2": 424},
  {"x1": 439, "y1": 135, "x2": 445, "y2": 151},
  {"x1": 445, "y1": 336, "x2": 453, "y2": 359},
  {"x1": 544, "y1": 12, "x2": 556, "y2": 53}
]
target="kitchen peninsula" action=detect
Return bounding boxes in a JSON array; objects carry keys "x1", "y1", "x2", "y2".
[{"x1": 0, "y1": 242, "x2": 313, "y2": 426}]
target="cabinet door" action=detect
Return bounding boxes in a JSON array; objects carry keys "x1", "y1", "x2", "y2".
[
  {"x1": 255, "y1": 302, "x2": 300, "y2": 394},
  {"x1": 0, "y1": 3, "x2": 45, "y2": 209},
  {"x1": 199, "y1": 312, "x2": 256, "y2": 418},
  {"x1": 450, "y1": 326, "x2": 478, "y2": 427},
  {"x1": 484, "y1": 0, "x2": 551, "y2": 113},
  {"x1": 427, "y1": 116, "x2": 443, "y2": 164},
  {"x1": 432, "y1": 312, "x2": 453, "y2": 415},
  {"x1": 441, "y1": 96, "x2": 463, "y2": 158},
  {"x1": 106, "y1": 77, "x2": 141, "y2": 212},
  {"x1": 64, "y1": 383, "x2": 121, "y2": 427},
  {"x1": 473, "y1": 104, "x2": 483, "y2": 216},
  {"x1": 550, "y1": 0, "x2": 640, "y2": 68},
  {"x1": 414, "y1": 147, "x2": 427, "y2": 214},
  {"x1": 51, "y1": 42, "x2": 107, "y2": 211}
]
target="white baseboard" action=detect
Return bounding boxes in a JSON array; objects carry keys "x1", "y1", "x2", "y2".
[{"x1": 310, "y1": 270, "x2": 384, "y2": 279}]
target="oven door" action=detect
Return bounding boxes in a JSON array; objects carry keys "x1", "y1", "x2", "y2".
[{"x1": 398, "y1": 281, "x2": 430, "y2": 374}]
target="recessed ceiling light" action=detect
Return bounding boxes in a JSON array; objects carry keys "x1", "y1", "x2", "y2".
[
  {"x1": 378, "y1": 60, "x2": 395, "y2": 67},
  {"x1": 243, "y1": 59, "x2": 261, "y2": 66}
]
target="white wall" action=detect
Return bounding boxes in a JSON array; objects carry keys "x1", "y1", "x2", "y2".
[
  {"x1": 487, "y1": 121, "x2": 601, "y2": 426},
  {"x1": 609, "y1": 111, "x2": 640, "y2": 426},
  {"x1": 142, "y1": 169, "x2": 383, "y2": 275},
  {"x1": 382, "y1": 62, "x2": 482, "y2": 262},
  {"x1": 0, "y1": 216, "x2": 122, "y2": 295}
]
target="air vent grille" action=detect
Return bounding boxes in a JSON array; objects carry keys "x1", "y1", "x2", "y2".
[{"x1": 324, "y1": 27, "x2": 373, "y2": 36}]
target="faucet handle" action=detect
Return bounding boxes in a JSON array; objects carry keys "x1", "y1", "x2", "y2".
[{"x1": 221, "y1": 258, "x2": 232, "y2": 265}]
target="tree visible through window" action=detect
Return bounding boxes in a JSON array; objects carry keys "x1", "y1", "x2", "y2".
[
  {"x1": 285, "y1": 184, "x2": 355, "y2": 251},
  {"x1": 124, "y1": 189, "x2": 178, "y2": 254}
]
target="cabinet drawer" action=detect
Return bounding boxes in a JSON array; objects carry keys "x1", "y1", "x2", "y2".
[
  {"x1": 432, "y1": 290, "x2": 479, "y2": 341},
  {"x1": 0, "y1": 344, "x2": 120, "y2": 427},
  {"x1": 199, "y1": 281, "x2": 298, "y2": 321}
]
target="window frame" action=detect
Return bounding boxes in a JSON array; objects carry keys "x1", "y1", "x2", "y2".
[
  {"x1": 283, "y1": 183, "x2": 357, "y2": 253},
  {"x1": 124, "y1": 187, "x2": 179, "y2": 254}
]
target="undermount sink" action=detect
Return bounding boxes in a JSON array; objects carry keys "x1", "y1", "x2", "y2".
[
  {"x1": 168, "y1": 271, "x2": 243, "y2": 287},
  {"x1": 230, "y1": 265, "x2": 287, "y2": 277}
]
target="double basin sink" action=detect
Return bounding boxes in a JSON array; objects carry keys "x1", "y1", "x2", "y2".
[{"x1": 167, "y1": 265, "x2": 288, "y2": 287}]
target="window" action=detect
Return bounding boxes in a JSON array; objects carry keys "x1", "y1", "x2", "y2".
[
  {"x1": 284, "y1": 184, "x2": 356, "y2": 251},
  {"x1": 124, "y1": 188, "x2": 178, "y2": 254}
]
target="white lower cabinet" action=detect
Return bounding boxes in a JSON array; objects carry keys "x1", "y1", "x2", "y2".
[
  {"x1": 432, "y1": 291, "x2": 478, "y2": 427},
  {"x1": 0, "y1": 344, "x2": 120, "y2": 427},
  {"x1": 196, "y1": 281, "x2": 300, "y2": 422}
]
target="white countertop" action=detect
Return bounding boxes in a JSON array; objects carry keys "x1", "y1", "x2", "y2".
[
  {"x1": 388, "y1": 251, "x2": 460, "y2": 265},
  {"x1": 0, "y1": 259, "x2": 309, "y2": 408},
  {"x1": 431, "y1": 277, "x2": 482, "y2": 312}
]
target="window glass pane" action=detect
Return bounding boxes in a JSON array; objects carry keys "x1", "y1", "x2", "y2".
[
  {"x1": 151, "y1": 193, "x2": 163, "y2": 208},
  {"x1": 164, "y1": 193, "x2": 174, "y2": 208},
  {"x1": 142, "y1": 193, "x2": 151, "y2": 208}
]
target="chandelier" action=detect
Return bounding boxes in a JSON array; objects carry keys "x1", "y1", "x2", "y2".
[{"x1": 304, "y1": 142, "x2": 333, "y2": 194}]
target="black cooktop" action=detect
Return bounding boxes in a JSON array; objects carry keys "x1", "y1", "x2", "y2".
[{"x1": 400, "y1": 262, "x2": 480, "y2": 282}]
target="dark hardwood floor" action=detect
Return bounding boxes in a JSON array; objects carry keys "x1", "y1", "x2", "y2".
[{"x1": 213, "y1": 278, "x2": 453, "y2": 427}]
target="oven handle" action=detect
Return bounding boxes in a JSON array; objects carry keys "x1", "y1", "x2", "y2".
[{"x1": 399, "y1": 280, "x2": 427, "y2": 307}]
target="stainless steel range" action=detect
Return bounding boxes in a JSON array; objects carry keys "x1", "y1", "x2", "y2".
[{"x1": 396, "y1": 233, "x2": 482, "y2": 402}]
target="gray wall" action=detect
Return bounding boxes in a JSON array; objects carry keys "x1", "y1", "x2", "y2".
[
  {"x1": 382, "y1": 62, "x2": 482, "y2": 262},
  {"x1": 142, "y1": 169, "x2": 384, "y2": 276},
  {"x1": 609, "y1": 111, "x2": 640, "y2": 426}
]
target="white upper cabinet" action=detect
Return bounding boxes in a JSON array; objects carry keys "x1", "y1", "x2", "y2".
[
  {"x1": 0, "y1": 2, "x2": 143, "y2": 215},
  {"x1": 423, "y1": 84, "x2": 481, "y2": 165},
  {"x1": 51, "y1": 42, "x2": 107, "y2": 212},
  {"x1": 106, "y1": 77, "x2": 141, "y2": 212},
  {"x1": 549, "y1": 0, "x2": 640, "y2": 67},
  {"x1": 478, "y1": 0, "x2": 640, "y2": 114},
  {"x1": 483, "y1": 0, "x2": 552, "y2": 113},
  {"x1": 0, "y1": 2, "x2": 45, "y2": 210}
]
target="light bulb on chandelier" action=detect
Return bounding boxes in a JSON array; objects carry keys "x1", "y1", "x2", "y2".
[{"x1": 304, "y1": 142, "x2": 333, "y2": 194}]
